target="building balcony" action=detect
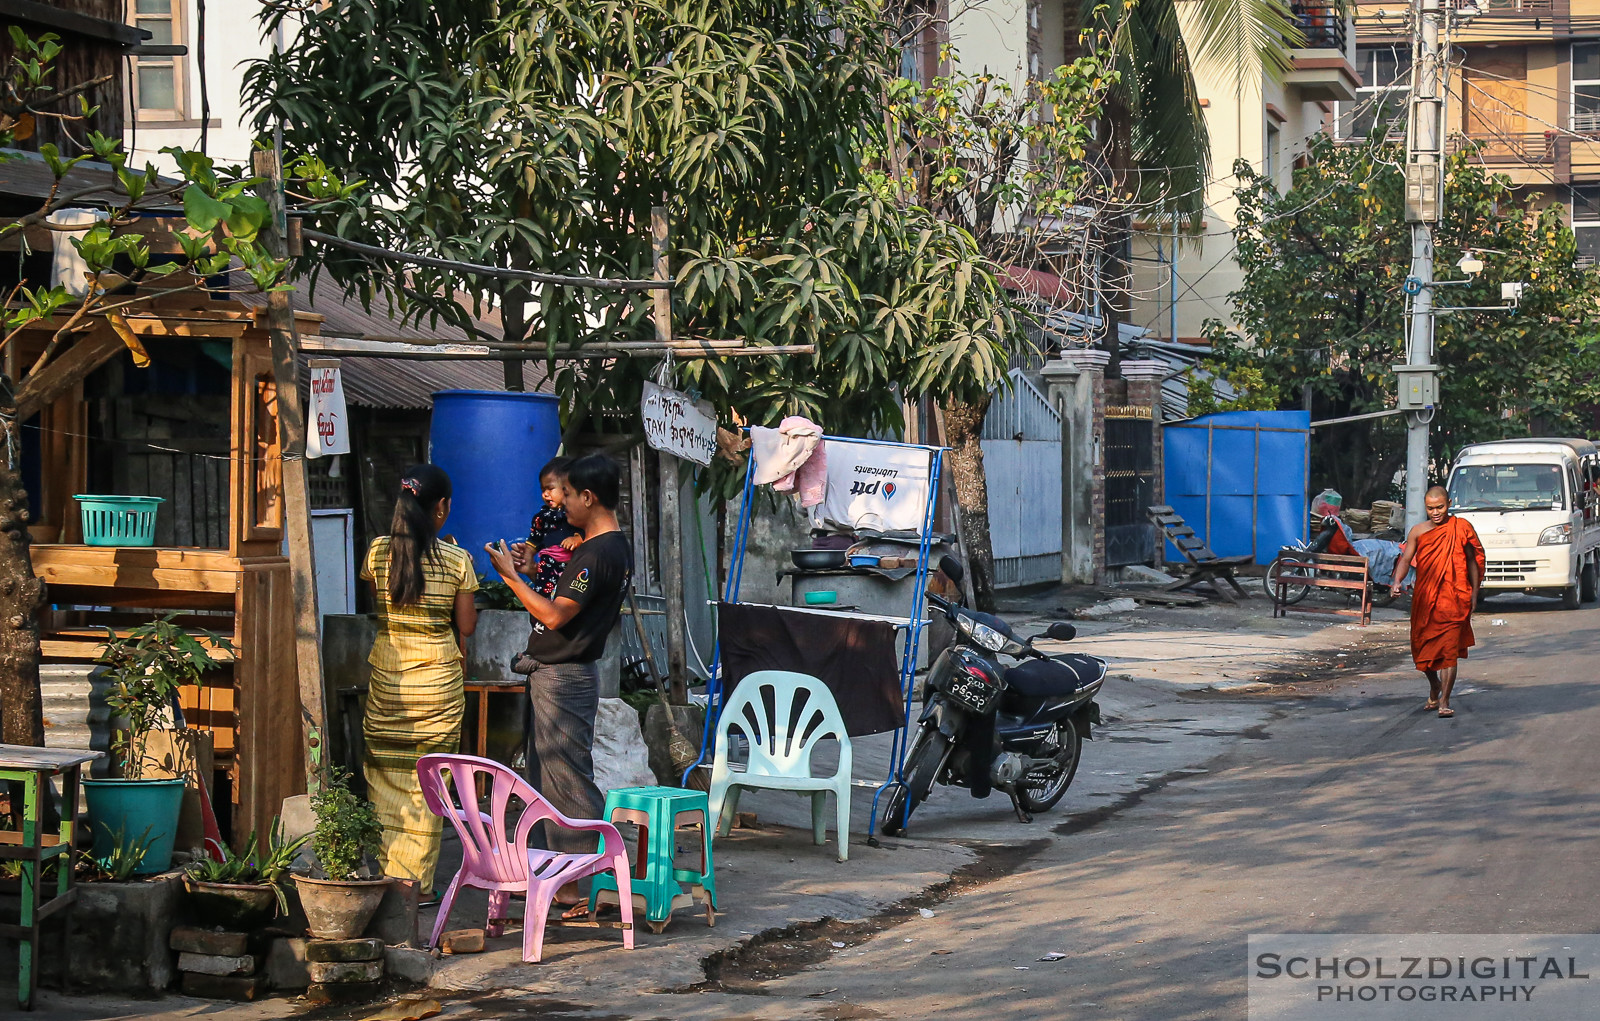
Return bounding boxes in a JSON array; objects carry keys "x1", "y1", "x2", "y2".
[{"x1": 1285, "y1": 4, "x2": 1359, "y2": 101}]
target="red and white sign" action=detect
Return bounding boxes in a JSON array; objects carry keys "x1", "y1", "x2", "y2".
[{"x1": 307, "y1": 360, "x2": 351, "y2": 458}]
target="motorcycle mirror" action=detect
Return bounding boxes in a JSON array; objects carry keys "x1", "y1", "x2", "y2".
[
  {"x1": 1045, "y1": 622, "x2": 1077, "y2": 641},
  {"x1": 939, "y1": 555, "x2": 965, "y2": 584}
]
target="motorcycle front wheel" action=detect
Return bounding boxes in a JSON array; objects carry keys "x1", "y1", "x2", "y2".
[
  {"x1": 880, "y1": 728, "x2": 948, "y2": 836},
  {"x1": 1016, "y1": 718, "x2": 1083, "y2": 813},
  {"x1": 1264, "y1": 555, "x2": 1314, "y2": 604}
]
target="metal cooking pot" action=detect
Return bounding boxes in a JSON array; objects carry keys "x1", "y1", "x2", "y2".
[{"x1": 791, "y1": 548, "x2": 847, "y2": 570}]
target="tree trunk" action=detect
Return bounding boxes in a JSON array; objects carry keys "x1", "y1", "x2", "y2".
[
  {"x1": 940, "y1": 394, "x2": 998, "y2": 613},
  {"x1": 500, "y1": 281, "x2": 526, "y2": 392},
  {"x1": 0, "y1": 380, "x2": 45, "y2": 747}
]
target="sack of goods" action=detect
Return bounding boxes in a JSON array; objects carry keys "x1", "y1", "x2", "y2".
[
  {"x1": 1342, "y1": 508, "x2": 1372, "y2": 533},
  {"x1": 1369, "y1": 500, "x2": 1402, "y2": 533}
]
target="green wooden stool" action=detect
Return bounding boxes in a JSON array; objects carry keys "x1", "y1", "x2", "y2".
[
  {"x1": 588, "y1": 786, "x2": 717, "y2": 933},
  {"x1": 1, "y1": 744, "x2": 101, "y2": 1011}
]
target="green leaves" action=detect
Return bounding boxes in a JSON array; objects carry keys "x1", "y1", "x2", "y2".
[{"x1": 182, "y1": 184, "x2": 232, "y2": 233}]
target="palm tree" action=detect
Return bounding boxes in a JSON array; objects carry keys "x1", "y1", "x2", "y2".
[{"x1": 1079, "y1": 0, "x2": 1310, "y2": 371}]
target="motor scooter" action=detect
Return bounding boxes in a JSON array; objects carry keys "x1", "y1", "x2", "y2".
[{"x1": 881, "y1": 557, "x2": 1107, "y2": 835}]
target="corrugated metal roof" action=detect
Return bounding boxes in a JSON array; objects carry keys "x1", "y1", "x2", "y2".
[
  {"x1": 306, "y1": 355, "x2": 551, "y2": 411},
  {"x1": 0, "y1": 147, "x2": 173, "y2": 204},
  {"x1": 268, "y1": 275, "x2": 552, "y2": 410}
]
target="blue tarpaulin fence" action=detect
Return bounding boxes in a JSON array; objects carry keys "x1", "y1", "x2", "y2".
[{"x1": 1162, "y1": 410, "x2": 1310, "y2": 566}]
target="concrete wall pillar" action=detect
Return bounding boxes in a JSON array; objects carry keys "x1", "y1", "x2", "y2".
[
  {"x1": 1043, "y1": 349, "x2": 1110, "y2": 585},
  {"x1": 1121, "y1": 360, "x2": 1168, "y2": 566}
]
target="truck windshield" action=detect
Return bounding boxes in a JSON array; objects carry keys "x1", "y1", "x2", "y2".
[{"x1": 1449, "y1": 463, "x2": 1567, "y2": 511}]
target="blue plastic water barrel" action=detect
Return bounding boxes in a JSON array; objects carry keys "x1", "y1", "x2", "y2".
[{"x1": 429, "y1": 390, "x2": 561, "y2": 576}]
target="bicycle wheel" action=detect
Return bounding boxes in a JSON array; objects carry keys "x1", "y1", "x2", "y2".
[{"x1": 1265, "y1": 555, "x2": 1314, "y2": 605}]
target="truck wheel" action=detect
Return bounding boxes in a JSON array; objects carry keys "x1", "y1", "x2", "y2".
[
  {"x1": 1582, "y1": 561, "x2": 1598, "y2": 604},
  {"x1": 1562, "y1": 583, "x2": 1582, "y2": 610}
]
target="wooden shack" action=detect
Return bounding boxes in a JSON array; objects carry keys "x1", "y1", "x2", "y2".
[{"x1": 14, "y1": 285, "x2": 321, "y2": 844}]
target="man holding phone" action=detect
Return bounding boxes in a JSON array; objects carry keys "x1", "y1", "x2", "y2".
[{"x1": 485, "y1": 454, "x2": 632, "y2": 912}]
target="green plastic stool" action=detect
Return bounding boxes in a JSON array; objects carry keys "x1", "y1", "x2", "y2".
[{"x1": 588, "y1": 786, "x2": 717, "y2": 933}]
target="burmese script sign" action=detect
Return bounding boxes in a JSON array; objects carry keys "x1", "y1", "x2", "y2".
[
  {"x1": 306, "y1": 359, "x2": 351, "y2": 458},
  {"x1": 641, "y1": 382, "x2": 717, "y2": 466}
]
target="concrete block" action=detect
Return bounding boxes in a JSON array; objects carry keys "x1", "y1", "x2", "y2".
[
  {"x1": 384, "y1": 945, "x2": 439, "y2": 984},
  {"x1": 278, "y1": 794, "x2": 317, "y2": 872},
  {"x1": 61, "y1": 874, "x2": 184, "y2": 993},
  {"x1": 265, "y1": 937, "x2": 310, "y2": 991},
  {"x1": 366, "y1": 876, "x2": 419, "y2": 946},
  {"x1": 170, "y1": 926, "x2": 249, "y2": 956},
  {"x1": 305, "y1": 979, "x2": 383, "y2": 1004},
  {"x1": 439, "y1": 929, "x2": 484, "y2": 955},
  {"x1": 177, "y1": 951, "x2": 261, "y2": 976},
  {"x1": 308, "y1": 959, "x2": 384, "y2": 983},
  {"x1": 181, "y1": 971, "x2": 265, "y2": 1001},
  {"x1": 305, "y1": 937, "x2": 384, "y2": 963}
]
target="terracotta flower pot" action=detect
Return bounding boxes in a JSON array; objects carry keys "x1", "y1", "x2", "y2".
[
  {"x1": 293, "y1": 875, "x2": 391, "y2": 940},
  {"x1": 183, "y1": 878, "x2": 279, "y2": 931}
]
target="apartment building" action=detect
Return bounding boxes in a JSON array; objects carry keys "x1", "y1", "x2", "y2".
[
  {"x1": 123, "y1": 0, "x2": 279, "y2": 171},
  {"x1": 1127, "y1": 5, "x2": 1359, "y2": 344},
  {"x1": 1347, "y1": 0, "x2": 1600, "y2": 265}
]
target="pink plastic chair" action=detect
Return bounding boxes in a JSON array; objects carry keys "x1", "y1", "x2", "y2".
[{"x1": 417, "y1": 753, "x2": 634, "y2": 962}]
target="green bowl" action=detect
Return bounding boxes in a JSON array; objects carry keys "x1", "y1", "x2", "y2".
[{"x1": 803, "y1": 591, "x2": 838, "y2": 605}]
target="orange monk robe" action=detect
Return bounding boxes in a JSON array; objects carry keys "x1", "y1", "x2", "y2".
[{"x1": 1409, "y1": 515, "x2": 1487, "y2": 671}]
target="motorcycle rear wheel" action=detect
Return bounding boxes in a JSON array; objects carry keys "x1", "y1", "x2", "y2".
[
  {"x1": 881, "y1": 729, "x2": 948, "y2": 837},
  {"x1": 1016, "y1": 718, "x2": 1083, "y2": 814}
]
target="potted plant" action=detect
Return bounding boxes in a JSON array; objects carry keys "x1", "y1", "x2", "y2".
[
  {"x1": 183, "y1": 819, "x2": 310, "y2": 931},
  {"x1": 82, "y1": 616, "x2": 232, "y2": 875},
  {"x1": 294, "y1": 767, "x2": 388, "y2": 939}
]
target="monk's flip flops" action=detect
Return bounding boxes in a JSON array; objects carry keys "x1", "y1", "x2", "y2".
[
  {"x1": 1423, "y1": 699, "x2": 1440, "y2": 711},
  {"x1": 1437, "y1": 707, "x2": 1455, "y2": 718}
]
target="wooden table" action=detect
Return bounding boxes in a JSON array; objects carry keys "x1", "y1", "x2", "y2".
[
  {"x1": 0, "y1": 744, "x2": 102, "y2": 1010},
  {"x1": 462, "y1": 681, "x2": 525, "y2": 795}
]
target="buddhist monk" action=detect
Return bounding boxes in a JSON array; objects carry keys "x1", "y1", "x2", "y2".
[{"x1": 1390, "y1": 486, "x2": 1486, "y2": 718}]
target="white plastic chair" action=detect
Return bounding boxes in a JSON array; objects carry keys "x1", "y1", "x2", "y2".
[{"x1": 708, "y1": 670, "x2": 852, "y2": 861}]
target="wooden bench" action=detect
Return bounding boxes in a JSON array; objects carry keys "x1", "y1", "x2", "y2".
[
  {"x1": 1269, "y1": 550, "x2": 1372, "y2": 625},
  {"x1": 1146, "y1": 505, "x2": 1254, "y2": 602}
]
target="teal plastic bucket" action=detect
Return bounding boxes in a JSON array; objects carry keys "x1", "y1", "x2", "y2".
[{"x1": 82, "y1": 778, "x2": 186, "y2": 875}]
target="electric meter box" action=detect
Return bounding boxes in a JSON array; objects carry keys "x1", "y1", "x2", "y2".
[{"x1": 1393, "y1": 364, "x2": 1439, "y2": 411}]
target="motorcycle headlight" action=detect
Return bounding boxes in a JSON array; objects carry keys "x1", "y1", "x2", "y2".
[
  {"x1": 968, "y1": 620, "x2": 1009, "y2": 653},
  {"x1": 1538, "y1": 523, "x2": 1573, "y2": 545}
]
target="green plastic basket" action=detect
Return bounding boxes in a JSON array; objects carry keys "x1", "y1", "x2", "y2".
[{"x1": 75, "y1": 495, "x2": 164, "y2": 547}]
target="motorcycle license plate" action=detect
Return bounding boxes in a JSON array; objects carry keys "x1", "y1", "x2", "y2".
[{"x1": 946, "y1": 674, "x2": 992, "y2": 712}]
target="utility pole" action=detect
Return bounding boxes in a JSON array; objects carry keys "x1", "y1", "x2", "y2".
[{"x1": 1400, "y1": 0, "x2": 1449, "y2": 529}]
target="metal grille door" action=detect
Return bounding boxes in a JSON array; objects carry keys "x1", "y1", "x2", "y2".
[{"x1": 1105, "y1": 407, "x2": 1155, "y2": 566}]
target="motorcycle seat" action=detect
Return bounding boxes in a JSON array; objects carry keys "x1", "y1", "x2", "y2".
[{"x1": 1004, "y1": 655, "x2": 1099, "y2": 698}]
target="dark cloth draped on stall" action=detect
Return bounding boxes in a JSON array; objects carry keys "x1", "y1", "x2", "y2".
[{"x1": 716, "y1": 602, "x2": 903, "y2": 736}]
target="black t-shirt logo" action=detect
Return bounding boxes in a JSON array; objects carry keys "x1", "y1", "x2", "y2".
[{"x1": 570, "y1": 567, "x2": 591, "y2": 593}]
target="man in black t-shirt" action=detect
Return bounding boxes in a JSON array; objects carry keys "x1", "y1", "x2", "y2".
[{"x1": 487, "y1": 454, "x2": 631, "y2": 910}]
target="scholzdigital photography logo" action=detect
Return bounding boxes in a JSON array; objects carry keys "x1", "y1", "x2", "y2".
[{"x1": 1248, "y1": 935, "x2": 1600, "y2": 1020}]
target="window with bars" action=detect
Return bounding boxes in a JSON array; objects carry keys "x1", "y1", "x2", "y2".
[
  {"x1": 1573, "y1": 42, "x2": 1600, "y2": 133},
  {"x1": 129, "y1": 0, "x2": 185, "y2": 119},
  {"x1": 1571, "y1": 186, "x2": 1600, "y2": 267},
  {"x1": 1335, "y1": 45, "x2": 1410, "y2": 141}
]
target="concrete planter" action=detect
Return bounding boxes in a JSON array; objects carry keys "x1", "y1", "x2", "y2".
[
  {"x1": 61, "y1": 873, "x2": 184, "y2": 993},
  {"x1": 184, "y1": 878, "x2": 278, "y2": 931}
]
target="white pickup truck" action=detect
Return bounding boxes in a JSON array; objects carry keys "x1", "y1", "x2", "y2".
[{"x1": 1446, "y1": 438, "x2": 1600, "y2": 609}]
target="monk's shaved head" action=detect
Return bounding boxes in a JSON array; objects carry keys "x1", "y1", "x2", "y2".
[{"x1": 1424, "y1": 485, "x2": 1450, "y2": 523}]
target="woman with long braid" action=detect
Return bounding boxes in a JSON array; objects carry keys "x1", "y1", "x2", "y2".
[{"x1": 361, "y1": 464, "x2": 477, "y2": 895}]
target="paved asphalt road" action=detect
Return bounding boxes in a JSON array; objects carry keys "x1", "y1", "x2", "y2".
[{"x1": 650, "y1": 591, "x2": 1600, "y2": 1019}]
